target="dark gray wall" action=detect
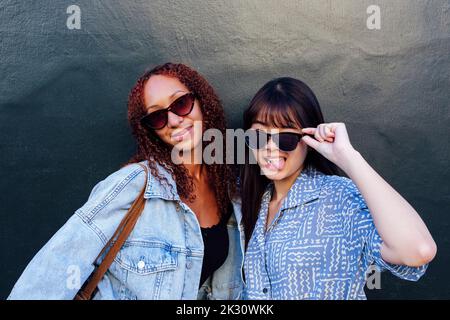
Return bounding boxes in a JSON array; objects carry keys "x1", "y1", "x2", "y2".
[{"x1": 1, "y1": 0, "x2": 449, "y2": 299}]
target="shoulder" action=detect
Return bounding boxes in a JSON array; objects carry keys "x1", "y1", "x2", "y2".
[
  {"x1": 86, "y1": 161, "x2": 148, "y2": 201},
  {"x1": 320, "y1": 174, "x2": 366, "y2": 209},
  {"x1": 76, "y1": 161, "x2": 152, "y2": 221},
  {"x1": 321, "y1": 174, "x2": 357, "y2": 196},
  {"x1": 316, "y1": 174, "x2": 371, "y2": 232},
  {"x1": 103, "y1": 161, "x2": 149, "y2": 187}
]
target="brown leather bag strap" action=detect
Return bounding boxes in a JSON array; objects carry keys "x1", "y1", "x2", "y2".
[{"x1": 74, "y1": 163, "x2": 148, "y2": 300}]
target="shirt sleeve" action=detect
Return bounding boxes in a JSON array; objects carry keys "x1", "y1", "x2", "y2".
[
  {"x1": 364, "y1": 222, "x2": 428, "y2": 281},
  {"x1": 343, "y1": 180, "x2": 428, "y2": 282}
]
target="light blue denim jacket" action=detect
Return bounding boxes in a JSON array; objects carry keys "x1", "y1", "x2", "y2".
[{"x1": 8, "y1": 160, "x2": 245, "y2": 300}]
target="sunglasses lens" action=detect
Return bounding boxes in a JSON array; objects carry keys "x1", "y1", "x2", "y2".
[
  {"x1": 141, "y1": 93, "x2": 195, "y2": 130},
  {"x1": 142, "y1": 109, "x2": 167, "y2": 130},
  {"x1": 277, "y1": 133, "x2": 301, "y2": 151},
  {"x1": 245, "y1": 130, "x2": 268, "y2": 149},
  {"x1": 245, "y1": 130, "x2": 301, "y2": 151},
  {"x1": 171, "y1": 93, "x2": 194, "y2": 116}
]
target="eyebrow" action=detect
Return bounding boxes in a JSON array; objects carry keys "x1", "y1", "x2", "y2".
[{"x1": 146, "y1": 90, "x2": 186, "y2": 111}]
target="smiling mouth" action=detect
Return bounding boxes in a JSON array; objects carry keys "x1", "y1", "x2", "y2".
[{"x1": 171, "y1": 125, "x2": 193, "y2": 141}]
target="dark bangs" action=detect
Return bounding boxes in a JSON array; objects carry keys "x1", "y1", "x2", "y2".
[
  {"x1": 249, "y1": 102, "x2": 303, "y2": 130},
  {"x1": 243, "y1": 81, "x2": 303, "y2": 130}
]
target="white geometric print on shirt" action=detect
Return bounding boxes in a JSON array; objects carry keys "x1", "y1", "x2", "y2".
[{"x1": 243, "y1": 165, "x2": 428, "y2": 300}]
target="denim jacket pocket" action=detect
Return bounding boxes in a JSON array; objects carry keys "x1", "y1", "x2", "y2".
[
  {"x1": 116, "y1": 240, "x2": 178, "y2": 274},
  {"x1": 110, "y1": 240, "x2": 178, "y2": 299}
]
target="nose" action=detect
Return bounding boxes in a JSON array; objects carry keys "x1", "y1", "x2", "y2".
[
  {"x1": 167, "y1": 111, "x2": 183, "y2": 128},
  {"x1": 265, "y1": 136, "x2": 279, "y2": 151},
  {"x1": 263, "y1": 138, "x2": 283, "y2": 159}
]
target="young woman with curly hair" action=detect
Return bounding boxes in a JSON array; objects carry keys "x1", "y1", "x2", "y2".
[{"x1": 8, "y1": 62, "x2": 245, "y2": 300}]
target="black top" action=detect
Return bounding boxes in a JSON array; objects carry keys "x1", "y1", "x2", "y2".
[{"x1": 198, "y1": 204, "x2": 232, "y2": 288}]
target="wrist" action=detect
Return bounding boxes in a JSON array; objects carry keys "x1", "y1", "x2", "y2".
[{"x1": 335, "y1": 148, "x2": 364, "y2": 175}]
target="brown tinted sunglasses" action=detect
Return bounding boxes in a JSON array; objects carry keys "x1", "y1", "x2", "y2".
[{"x1": 140, "y1": 92, "x2": 195, "y2": 130}]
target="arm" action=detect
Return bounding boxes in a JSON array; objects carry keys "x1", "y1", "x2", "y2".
[
  {"x1": 8, "y1": 163, "x2": 147, "y2": 299},
  {"x1": 8, "y1": 213, "x2": 104, "y2": 299},
  {"x1": 302, "y1": 123, "x2": 437, "y2": 267}
]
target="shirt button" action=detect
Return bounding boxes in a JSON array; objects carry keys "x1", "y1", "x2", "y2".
[
  {"x1": 263, "y1": 288, "x2": 268, "y2": 294},
  {"x1": 186, "y1": 261, "x2": 192, "y2": 269},
  {"x1": 137, "y1": 260, "x2": 146, "y2": 270}
]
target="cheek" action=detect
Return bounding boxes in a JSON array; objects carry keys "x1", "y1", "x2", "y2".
[
  {"x1": 252, "y1": 149, "x2": 261, "y2": 162},
  {"x1": 188, "y1": 103, "x2": 203, "y2": 122},
  {"x1": 154, "y1": 127, "x2": 170, "y2": 143},
  {"x1": 286, "y1": 142, "x2": 308, "y2": 164}
]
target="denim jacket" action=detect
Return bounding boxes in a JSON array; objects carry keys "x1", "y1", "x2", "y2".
[{"x1": 8, "y1": 160, "x2": 245, "y2": 300}]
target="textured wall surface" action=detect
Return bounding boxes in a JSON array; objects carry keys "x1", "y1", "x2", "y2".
[{"x1": 1, "y1": 0, "x2": 449, "y2": 299}]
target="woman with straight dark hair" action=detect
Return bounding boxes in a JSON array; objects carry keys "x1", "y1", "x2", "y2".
[{"x1": 240, "y1": 77, "x2": 436, "y2": 300}]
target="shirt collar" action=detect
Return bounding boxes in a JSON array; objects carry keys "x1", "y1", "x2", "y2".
[
  {"x1": 250, "y1": 165, "x2": 326, "y2": 254},
  {"x1": 263, "y1": 164, "x2": 326, "y2": 211}
]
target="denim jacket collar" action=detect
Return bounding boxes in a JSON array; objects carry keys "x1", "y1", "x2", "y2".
[
  {"x1": 142, "y1": 160, "x2": 180, "y2": 201},
  {"x1": 140, "y1": 160, "x2": 243, "y2": 225}
]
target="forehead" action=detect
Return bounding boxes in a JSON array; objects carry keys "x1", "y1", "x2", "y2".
[
  {"x1": 143, "y1": 75, "x2": 189, "y2": 106},
  {"x1": 251, "y1": 121, "x2": 302, "y2": 133}
]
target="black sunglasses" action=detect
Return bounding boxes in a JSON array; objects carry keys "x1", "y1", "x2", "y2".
[
  {"x1": 140, "y1": 92, "x2": 195, "y2": 130},
  {"x1": 245, "y1": 129, "x2": 304, "y2": 152}
]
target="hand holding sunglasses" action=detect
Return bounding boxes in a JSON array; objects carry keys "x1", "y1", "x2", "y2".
[
  {"x1": 301, "y1": 123, "x2": 358, "y2": 169},
  {"x1": 140, "y1": 92, "x2": 196, "y2": 130}
]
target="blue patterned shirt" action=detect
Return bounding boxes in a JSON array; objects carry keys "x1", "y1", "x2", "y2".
[{"x1": 243, "y1": 165, "x2": 428, "y2": 300}]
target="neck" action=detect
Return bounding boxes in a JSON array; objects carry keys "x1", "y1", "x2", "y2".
[
  {"x1": 184, "y1": 162, "x2": 204, "y2": 181},
  {"x1": 173, "y1": 144, "x2": 204, "y2": 180},
  {"x1": 187, "y1": 144, "x2": 205, "y2": 180},
  {"x1": 272, "y1": 164, "x2": 305, "y2": 203}
]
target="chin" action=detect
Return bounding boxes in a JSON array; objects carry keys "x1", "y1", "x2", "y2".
[{"x1": 260, "y1": 168, "x2": 290, "y2": 181}]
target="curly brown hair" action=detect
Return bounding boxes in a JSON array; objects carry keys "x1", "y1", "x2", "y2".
[{"x1": 121, "y1": 62, "x2": 236, "y2": 219}]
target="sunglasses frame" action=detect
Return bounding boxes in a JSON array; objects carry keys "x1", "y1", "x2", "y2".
[
  {"x1": 245, "y1": 129, "x2": 304, "y2": 152},
  {"x1": 140, "y1": 92, "x2": 196, "y2": 130}
]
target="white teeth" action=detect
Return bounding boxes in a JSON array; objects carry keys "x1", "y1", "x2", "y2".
[
  {"x1": 172, "y1": 126, "x2": 192, "y2": 138},
  {"x1": 266, "y1": 157, "x2": 285, "y2": 163}
]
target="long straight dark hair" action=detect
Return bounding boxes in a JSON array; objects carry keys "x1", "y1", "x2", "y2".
[{"x1": 240, "y1": 77, "x2": 344, "y2": 246}]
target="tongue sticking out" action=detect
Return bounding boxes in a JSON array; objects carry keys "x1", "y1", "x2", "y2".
[{"x1": 268, "y1": 158, "x2": 286, "y2": 170}]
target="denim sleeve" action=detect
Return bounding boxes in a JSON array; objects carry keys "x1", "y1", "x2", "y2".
[
  {"x1": 8, "y1": 163, "x2": 146, "y2": 300},
  {"x1": 7, "y1": 213, "x2": 104, "y2": 300},
  {"x1": 343, "y1": 180, "x2": 428, "y2": 282}
]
